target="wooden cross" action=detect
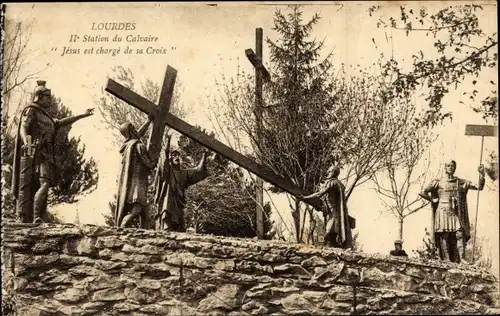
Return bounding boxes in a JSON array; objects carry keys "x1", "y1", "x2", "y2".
[
  {"x1": 104, "y1": 68, "x2": 324, "y2": 212},
  {"x1": 106, "y1": 66, "x2": 177, "y2": 163},
  {"x1": 464, "y1": 124, "x2": 497, "y2": 262},
  {"x1": 245, "y1": 27, "x2": 271, "y2": 238}
]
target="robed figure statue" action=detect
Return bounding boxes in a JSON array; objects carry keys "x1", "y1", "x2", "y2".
[
  {"x1": 114, "y1": 117, "x2": 156, "y2": 228},
  {"x1": 11, "y1": 81, "x2": 94, "y2": 224},
  {"x1": 153, "y1": 135, "x2": 211, "y2": 232},
  {"x1": 302, "y1": 164, "x2": 354, "y2": 249}
]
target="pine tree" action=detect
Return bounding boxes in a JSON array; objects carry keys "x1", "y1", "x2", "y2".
[{"x1": 255, "y1": 5, "x2": 339, "y2": 242}]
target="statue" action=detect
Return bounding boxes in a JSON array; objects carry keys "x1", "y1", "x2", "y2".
[
  {"x1": 11, "y1": 81, "x2": 94, "y2": 224},
  {"x1": 114, "y1": 117, "x2": 156, "y2": 228},
  {"x1": 389, "y1": 240, "x2": 408, "y2": 257},
  {"x1": 153, "y1": 135, "x2": 213, "y2": 232},
  {"x1": 419, "y1": 160, "x2": 485, "y2": 263},
  {"x1": 302, "y1": 164, "x2": 354, "y2": 249}
]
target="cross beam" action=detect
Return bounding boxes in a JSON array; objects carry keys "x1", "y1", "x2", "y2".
[
  {"x1": 148, "y1": 66, "x2": 177, "y2": 161},
  {"x1": 105, "y1": 79, "x2": 322, "y2": 210},
  {"x1": 245, "y1": 49, "x2": 270, "y2": 83},
  {"x1": 106, "y1": 66, "x2": 176, "y2": 163}
]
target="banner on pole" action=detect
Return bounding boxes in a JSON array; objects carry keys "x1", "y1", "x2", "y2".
[{"x1": 464, "y1": 125, "x2": 498, "y2": 137}]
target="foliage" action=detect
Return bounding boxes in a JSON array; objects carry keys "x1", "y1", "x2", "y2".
[
  {"x1": 485, "y1": 151, "x2": 499, "y2": 181},
  {"x1": 413, "y1": 228, "x2": 439, "y2": 260},
  {"x1": 2, "y1": 19, "x2": 49, "y2": 121},
  {"x1": 466, "y1": 224, "x2": 493, "y2": 269},
  {"x1": 48, "y1": 99, "x2": 99, "y2": 204},
  {"x1": 181, "y1": 131, "x2": 273, "y2": 238},
  {"x1": 211, "y1": 6, "x2": 342, "y2": 242},
  {"x1": 368, "y1": 4, "x2": 498, "y2": 123},
  {"x1": 211, "y1": 5, "x2": 446, "y2": 243}
]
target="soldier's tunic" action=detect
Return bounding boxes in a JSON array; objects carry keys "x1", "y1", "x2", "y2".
[
  {"x1": 16, "y1": 105, "x2": 58, "y2": 184},
  {"x1": 11, "y1": 104, "x2": 59, "y2": 222}
]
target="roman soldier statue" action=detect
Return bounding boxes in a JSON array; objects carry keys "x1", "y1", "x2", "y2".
[
  {"x1": 11, "y1": 80, "x2": 94, "y2": 224},
  {"x1": 420, "y1": 160, "x2": 485, "y2": 263}
]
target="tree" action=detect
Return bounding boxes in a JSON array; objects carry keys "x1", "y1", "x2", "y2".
[
  {"x1": 371, "y1": 111, "x2": 437, "y2": 242},
  {"x1": 466, "y1": 223, "x2": 493, "y2": 269},
  {"x1": 2, "y1": 94, "x2": 99, "y2": 220},
  {"x1": 209, "y1": 5, "x2": 439, "y2": 244},
  {"x1": 485, "y1": 151, "x2": 499, "y2": 181},
  {"x1": 178, "y1": 131, "x2": 273, "y2": 238},
  {"x1": 211, "y1": 6, "x2": 341, "y2": 243},
  {"x1": 2, "y1": 19, "x2": 50, "y2": 137},
  {"x1": 368, "y1": 4, "x2": 498, "y2": 123},
  {"x1": 49, "y1": 99, "x2": 99, "y2": 204}
]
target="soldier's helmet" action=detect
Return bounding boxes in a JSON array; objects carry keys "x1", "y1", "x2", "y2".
[{"x1": 32, "y1": 80, "x2": 51, "y2": 103}]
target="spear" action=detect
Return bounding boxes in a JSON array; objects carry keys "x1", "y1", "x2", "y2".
[{"x1": 464, "y1": 124, "x2": 497, "y2": 262}]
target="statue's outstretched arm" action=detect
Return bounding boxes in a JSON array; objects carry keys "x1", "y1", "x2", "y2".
[
  {"x1": 56, "y1": 108, "x2": 94, "y2": 128},
  {"x1": 302, "y1": 184, "x2": 329, "y2": 200}
]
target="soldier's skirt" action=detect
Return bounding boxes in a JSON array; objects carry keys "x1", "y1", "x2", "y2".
[{"x1": 434, "y1": 203, "x2": 460, "y2": 232}]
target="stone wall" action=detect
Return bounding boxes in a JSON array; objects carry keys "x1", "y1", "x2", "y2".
[{"x1": 1, "y1": 222, "x2": 498, "y2": 315}]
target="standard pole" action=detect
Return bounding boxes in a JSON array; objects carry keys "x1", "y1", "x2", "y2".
[{"x1": 471, "y1": 136, "x2": 485, "y2": 262}]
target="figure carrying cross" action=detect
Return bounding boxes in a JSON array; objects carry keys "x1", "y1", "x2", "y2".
[
  {"x1": 105, "y1": 65, "x2": 331, "y2": 234},
  {"x1": 107, "y1": 67, "x2": 177, "y2": 228},
  {"x1": 153, "y1": 135, "x2": 216, "y2": 232}
]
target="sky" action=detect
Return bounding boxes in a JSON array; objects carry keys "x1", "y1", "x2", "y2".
[{"x1": 3, "y1": 2, "x2": 499, "y2": 274}]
